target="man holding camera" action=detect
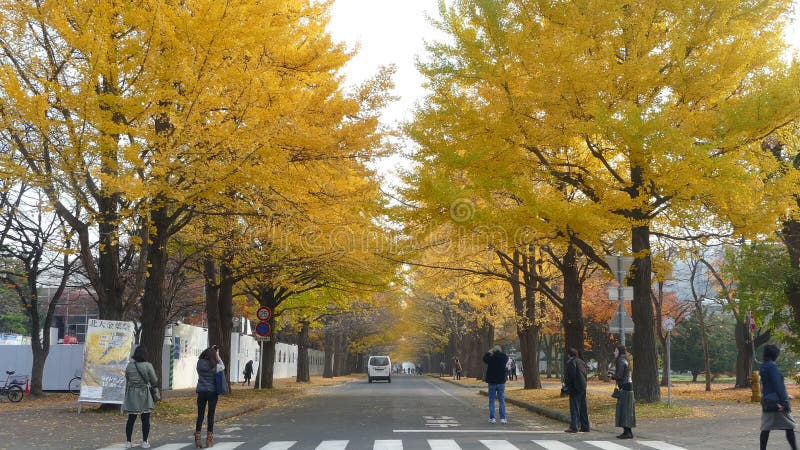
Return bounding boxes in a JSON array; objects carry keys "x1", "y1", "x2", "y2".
[{"x1": 483, "y1": 345, "x2": 509, "y2": 424}]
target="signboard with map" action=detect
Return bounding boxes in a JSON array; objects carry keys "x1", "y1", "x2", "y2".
[{"x1": 78, "y1": 319, "x2": 134, "y2": 406}]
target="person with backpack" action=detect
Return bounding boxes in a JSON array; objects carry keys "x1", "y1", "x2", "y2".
[
  {"x1": 195, "y1": 345, "x2": 224, "y2": 448},
  {"x1": 564, "y1": 348, "x2": 590, "y2": 433}
]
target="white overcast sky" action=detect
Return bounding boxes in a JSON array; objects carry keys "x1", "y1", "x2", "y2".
[{"x1": 327, "y1": 1, "x2": 800, "y2": 181}]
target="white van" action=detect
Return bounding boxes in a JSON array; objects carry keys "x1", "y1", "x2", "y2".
[{"x1": 367, "y1": 355, "x2": 392, "y2": 383}]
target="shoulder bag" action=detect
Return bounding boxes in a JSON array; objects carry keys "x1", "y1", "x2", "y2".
[{"x1": 135, "y1": 362, "x2": 161, "y2": 403}]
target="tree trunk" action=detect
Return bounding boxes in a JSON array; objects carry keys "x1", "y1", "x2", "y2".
[
  {"x1": 562, "y1": 244, "x2": 584, "y2": 353},
  {"x1": 323, "y1": 326, "x2": 334, "y2": 378},
  {"x1": 297, "y1": 321, "x2": 310, "y2": 382},
  {"x1": 782, "y1": 219, "x2": 800, "y2": 329},
  {"x1": 631, "y1": 224, "x2": 661, "y2": 402},
  {"x1": 698, "y1": 309, "x2": 712, "y2": 392},
  {"x1": 216, "y1": 264, "x2": 234, "y2": 389},
  {"x1": 140, "y1": 220, "x2": 170, "y2": 383}
]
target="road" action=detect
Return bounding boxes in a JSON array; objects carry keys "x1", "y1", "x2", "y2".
[{"x1": 92, "y1": 374, "x2": 704, "y2": 450}]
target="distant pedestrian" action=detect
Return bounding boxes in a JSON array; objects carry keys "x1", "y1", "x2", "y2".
[
  {"x1": 195, "y1": 345, "x2": 224, "y2": 448},
  {"x1": 483, "y1": 345, "x2": 509, "y2": 424},
  {"x1": 564, "y1": 348, "x2": 590, "y2": 433},
  {"x1": 510, "y1": 360, "x2": 518, "y2": 380},
  {"x1": 454, "y1": 357, "x2": 463, "y2": 380},
  {"x1": 759, "y1": 344, "x2": 797, "y2": 450},
  {"x1": 506, "y1": 357, "x2": 514, "y2": 381},
  {"x1": 242, "y1": 360, "x2": 253, "y2": 386},
  {"x1": 123, "y1": 345, "x2": 158, "y2": 449},
  {"x1": 609, "y1": 345, "x2": 635, "y2": 439},
  {"x1": 440, "y1": 360, "x2": 446, "y2": 377}
]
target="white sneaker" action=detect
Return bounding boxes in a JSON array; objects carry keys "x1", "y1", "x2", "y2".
[
  {"x1": 489, "y1": 418, "x2": 496, "y2": 424},
  {"x1": 500, "y1": 419, "x2": 507, "y2": 424},
  {"x1": 123, "y1": 443, "x2": 132, "y2": 449},
  {"x1": 141, "y1": 442, "x2": 150, "y2": 449}
]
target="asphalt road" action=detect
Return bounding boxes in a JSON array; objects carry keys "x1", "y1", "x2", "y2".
[{"x1": 93, "y1": 374, "x2": 704, "y2": 450}]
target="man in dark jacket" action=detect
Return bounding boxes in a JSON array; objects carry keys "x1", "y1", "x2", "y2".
[
  {"x1": 483, "y1": 345, "x2": 509, "y2": 424},
  {"x1": 564, "y1": 348, "x2": 590, "y2": 433}
]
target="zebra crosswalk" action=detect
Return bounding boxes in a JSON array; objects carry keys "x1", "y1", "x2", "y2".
[{"x1": 96, "y1": 438, "x2": 688, "y2": 450}]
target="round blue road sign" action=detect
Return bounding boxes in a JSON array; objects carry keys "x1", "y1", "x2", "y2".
[{"x1": 255, "y1": 321, "x2": 271, "y2": 337}]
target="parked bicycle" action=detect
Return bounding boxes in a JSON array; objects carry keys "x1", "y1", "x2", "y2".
[
  {"x1": 1, "y1": 371, "x2": 24, "y2": 402},
  {"x1": 68, "y1": 373, "x2": 81, "y2": 395}
]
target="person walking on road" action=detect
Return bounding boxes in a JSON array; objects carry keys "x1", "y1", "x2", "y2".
[
  {"x1": 195, "y1": 345, "x2": 224, "y2": 448},
  {"x1": 505, "y1": 357, "x2": 514, "y2": 381},
  {"x1": 759, "y1": 344, "x2": 797, "y2": 450},
  {"x1": 564, "y1": 348, "x2": 590, "y2": 433},
  {"x1": 609, "y1": 345, "x2": 635, "y2": 439},
  {"x1": 454, "y1": 357, "x2": 463, "y2": 380},
  {"x1": 242, "y1": 360, "x2": 254, "y2": 386},
  {"x1": 123, "y1": 346, "x2": 158, "y2": 449},
  {"x1": 440, "y1": 360, "x2": 446, "y2": 377},
  {"x1": 483, "y1": 345, "x2": 509, "y2": 424}
]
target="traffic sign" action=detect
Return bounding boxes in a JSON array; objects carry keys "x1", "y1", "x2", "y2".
[
  {"x1": 604, "y1": 255, "x2": 634, "y2": 283},
  {"x1": 607, "y1": 286, "x2": 633, "y2": 301},
  {"x1": 608, "y1": 310, "x2": 634, "y2": 333},
  {"x1": 663, "y1": 316, "x2": 675, "y2": 332},
  {"x1": 255, "y1": 321, "x2": 271, "y2": 337},
  {"x1": 257, "y1": 306, "x2": 272, "y2": 322}
]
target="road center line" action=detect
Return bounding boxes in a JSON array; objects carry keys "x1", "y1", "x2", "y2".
[
  {"x1": 425, "y1": 379, "x2": 472, "y2": 407},
  {"x1": 393, "y1": 429, "x2": 559, "y2": 433}
]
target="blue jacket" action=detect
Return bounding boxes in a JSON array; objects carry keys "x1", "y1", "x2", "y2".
[
  {"x1": 760, "y1": 360, "x2": 789, "y2": 405},
  {"x1": 196, "y1": 359, "x2": 217, "y2": 393}
]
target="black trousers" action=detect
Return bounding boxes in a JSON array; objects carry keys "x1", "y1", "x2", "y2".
[
  {"x1": 126, "y1": 413, "x2": 150, "y2": 442},
  {"x1": 196, "y1": 391, "x2": 219, "y2": 433}
]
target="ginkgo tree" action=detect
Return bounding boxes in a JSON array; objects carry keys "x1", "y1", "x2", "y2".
[{"x1": 406, "y1": 0, "x2": 800, "y2": 401}]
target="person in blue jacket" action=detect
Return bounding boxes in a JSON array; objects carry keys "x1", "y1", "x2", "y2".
[{"x1": 760, "y1": 344, "x2": 797, "y2": 450}]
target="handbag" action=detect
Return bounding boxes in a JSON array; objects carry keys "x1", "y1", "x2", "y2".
[
  {"x1": 215, "y1": 370, "x2": 228, "y2": 395},
  {"x1": 134, "y1": 362, "x2": 160, "y2": 403},
  {"x1": 611, "y1": 387, "x2": 621, "y2": 399}
]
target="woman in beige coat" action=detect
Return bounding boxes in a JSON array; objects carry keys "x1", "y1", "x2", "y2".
[{"x1": 123, "y1": 346, "x2": 158, "y2": 449}]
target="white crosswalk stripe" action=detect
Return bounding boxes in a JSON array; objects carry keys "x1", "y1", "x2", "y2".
[
  {"x1": 259, "y1": 442, "x2": 297, "y2": 450},
  {"x1": 315, "y1": 440, "x2": 349, "y2": 450},
  {"x1": 638, "y1": 442, "x2": 688, "y2": 450},
  {"x1": 97, "y1": 438, "x2": 689, "y2": 450},
  {"x1": 374, "y1": 440, "x2": 403, "y2": 450},
  {"x1": 585, "y1": 441, "x2": 634, "y2": 450},
  {"x1": 203, "y1": 443, "x2": 245, "y2": 450},
  {"x1": 428, "y1": 439, "x2": 462, "y2": 450},
  {"x1": 532, "y1": 440, "x2": 579, "y2": 450},
  {"x1": 480, "y1": 440, "x2": 520, "y2": 450}
]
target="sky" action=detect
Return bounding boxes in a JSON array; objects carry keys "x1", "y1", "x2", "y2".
[{"x1": 327, "y1": 1, "x2": 800, "y2": 182}]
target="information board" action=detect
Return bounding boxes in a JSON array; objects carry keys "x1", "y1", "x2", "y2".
[{"x1": 78, "y1": 319, "x2": 135, "y2": 406}]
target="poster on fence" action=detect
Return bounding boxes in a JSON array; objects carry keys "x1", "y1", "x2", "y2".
[{"x1": 78, "y1": 319, "x2": 134, "y2": 405}]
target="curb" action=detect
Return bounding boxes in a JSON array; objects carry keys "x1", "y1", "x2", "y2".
[{"x1": 477, "y1": 389, "x2": 570, "y2": 424}]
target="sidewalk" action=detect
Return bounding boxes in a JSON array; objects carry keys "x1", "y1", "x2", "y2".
[
  {"x1": 0, "y1": 376, "x2": 355, "y2": 450},
  {"x1": 430, "y1": 374, "x2": 766, "y2": 449}
]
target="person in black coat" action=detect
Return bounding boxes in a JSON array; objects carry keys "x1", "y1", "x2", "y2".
[
  {"x1": 242, "y1": 360, "x2": 254, "y2": 386},
  {"x1": 483, "y1": 345, "x2": 509, "y2": 424},
  {"x1": 564, "y1": 348, "x2": 590, "y2": 433},
  {"x1": 195, "y1": 346, "x2": 223, "y2": 448}
]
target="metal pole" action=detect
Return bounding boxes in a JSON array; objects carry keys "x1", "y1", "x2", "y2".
[
  {"x1": 258, "y1": 340, "x2": 263, "y2": 390},
  {"x1": 667, "y1": 331, "x2": 672, "y2": 405},
  {"x1": 617, "y1": 256, "x2": 626, "y2": 346}
]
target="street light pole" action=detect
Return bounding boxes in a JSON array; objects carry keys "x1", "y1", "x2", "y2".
[{"x1": 616, "y1": 256, "x2": 626, "y2": 346}]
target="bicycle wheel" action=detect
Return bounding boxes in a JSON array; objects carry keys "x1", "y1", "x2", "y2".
[
  {"x1": 7, "y1": 385, "x2": 23, "y2": 402},
  {"x1": 68, "y1": 377, "x2": 81, "y2": 395}
]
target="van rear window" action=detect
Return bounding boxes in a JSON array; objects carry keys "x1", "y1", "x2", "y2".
[{"x1": 369, "y1": 357, "x2": 389, "y2": 366}]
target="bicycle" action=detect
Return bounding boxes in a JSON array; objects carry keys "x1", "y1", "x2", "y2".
[
  {"x1": 68, "y1": 374, "x2": 81, "y2": 395},
  {"x1": 1, "y1": 371, "x2": 24, "y2": 402}
]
